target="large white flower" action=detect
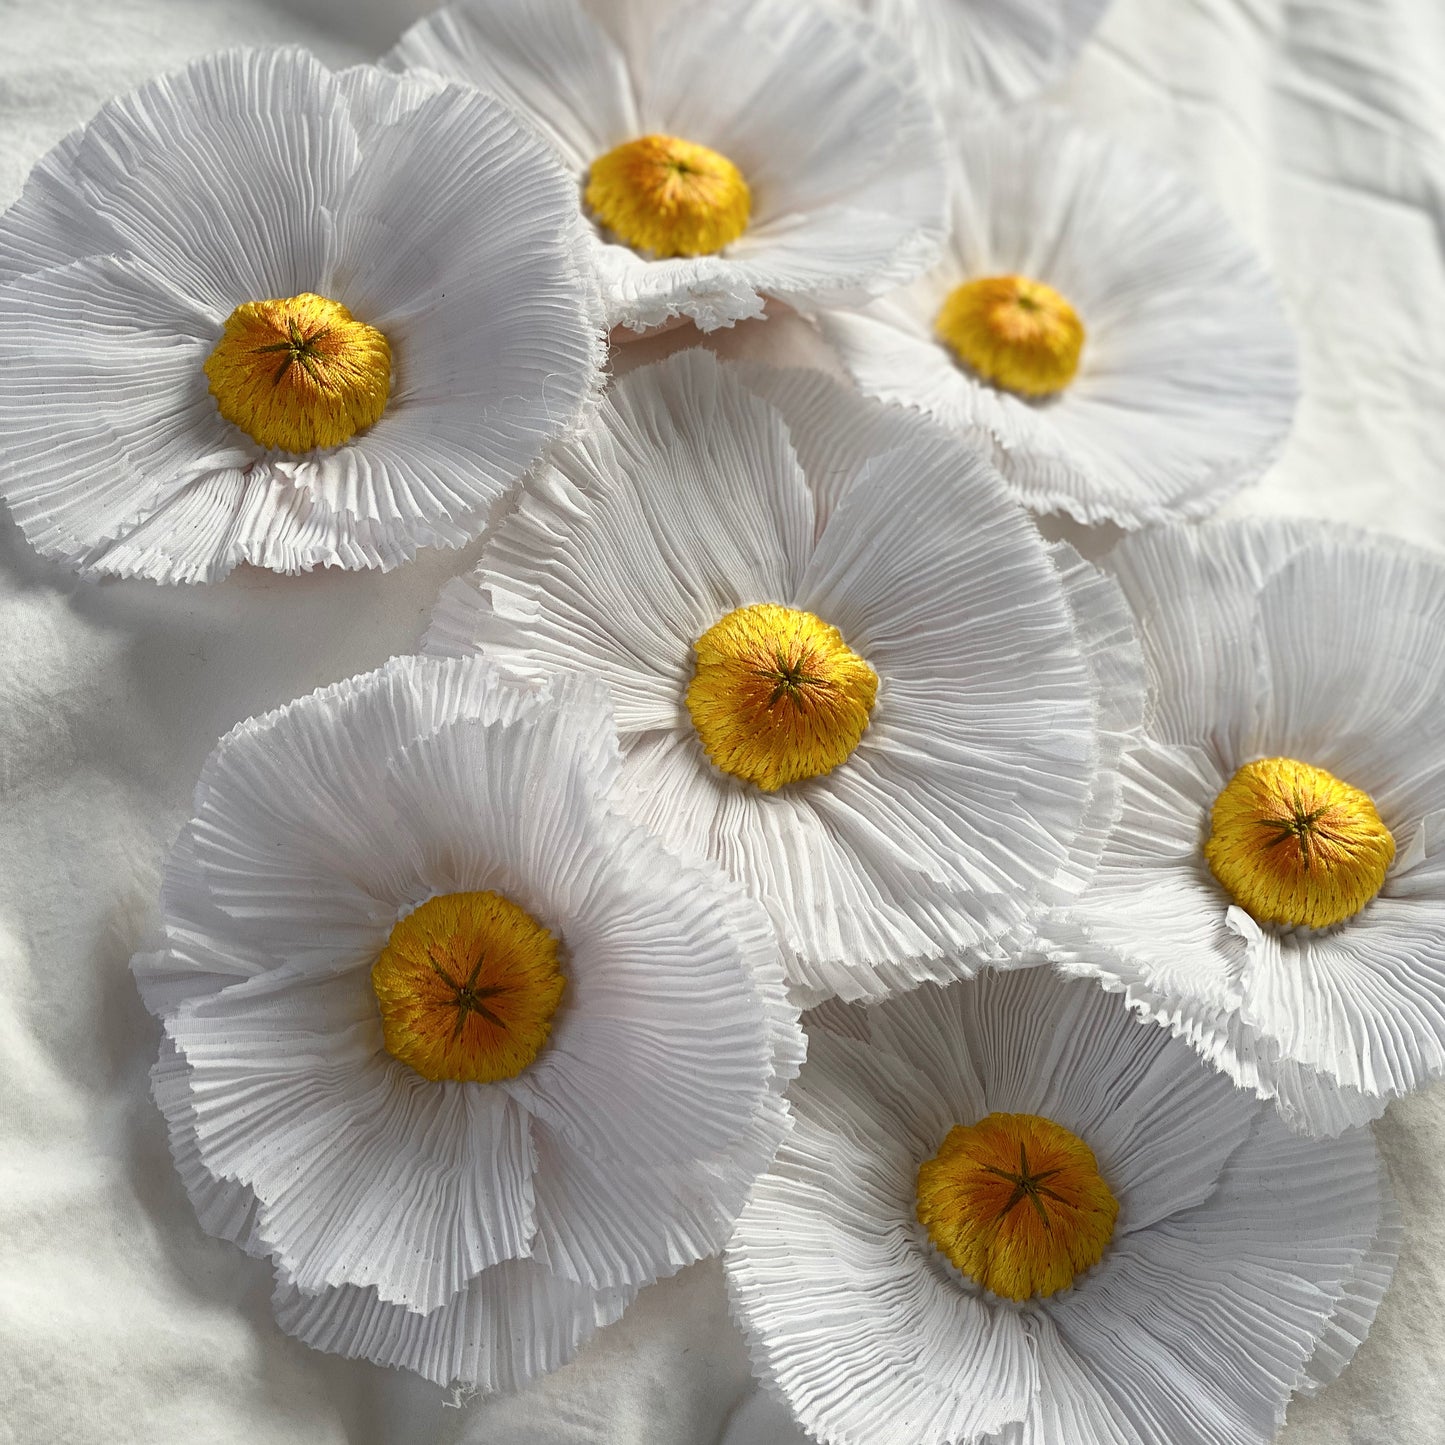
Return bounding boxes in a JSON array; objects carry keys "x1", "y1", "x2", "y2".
[
  {"x1": 424, "y1": 349, "x2": 1140, "y2": 1004},
  {"x1": 817, "y1": 108, "x2": 1298, "y2": 528},
  {"x1": 842, "y1": 0, "x2": 1113, "y2": 113},
  {"x1": 1044, "y1": 518, "x2": 1445, "y2": 1135},
  {"x1": 0, "y1": 48, "x2": 605, "y2": 582},
  {"x1": 385, "y1": 0, "x2": 947, "y2": 334},
  {"x1": 726, "y1": 968, "x2": 1399, "y2": 1445},
  {"x1": 133, "y1": 654, "x2": 802, "y2": 1388}
]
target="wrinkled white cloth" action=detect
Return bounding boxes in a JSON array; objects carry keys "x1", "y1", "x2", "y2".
[{"x1": 1, "y1": 2, "x2": 1442, "y2": 1443}]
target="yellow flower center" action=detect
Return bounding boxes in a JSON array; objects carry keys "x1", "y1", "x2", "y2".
[
  {"x1": 1204, "y1": 757, "x2": 1395, "y2": 930},
  {"x1": 204, "y1": 292, "x2": 392, "y2": 453},
  {"x1": 685, "y1": 603, "x2": 878, "y2": 793},
  {"x1": 585, "y1": 133, "x2": 751, "y2": 259},
  {"x1": 935, "y1": 274, "x2": 1085, "y2": 398},
  {"x1": 916, "y1": 1112, "x2": 1118, "y2": 1302},
  {"x1": 371, "y1": 891, "x2": 565, "y2": 1084}
]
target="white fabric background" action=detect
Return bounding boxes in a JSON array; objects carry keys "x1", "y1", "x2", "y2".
[{"x1": 1, "y1": 2, "x2": 1443, "y2": 1442}]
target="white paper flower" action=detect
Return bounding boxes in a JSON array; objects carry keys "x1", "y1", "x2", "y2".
[
  {"x1": 817, "y1": 108, "x2": 1298, "y2": 528},
  {"x1": 133, "y1": 653, "x2": 802, "y2": 1388},
  {"x1": 385, "y1": 0, "x2": 947, "y2": 334},
  {"x1": 1042, "y1": 518, "x2": 1445, "y2": 1135},
  {"x1": 0, "y1": 48, "x2": 606, "y2": 583},
  {"x1": 424, "y1": 350, "x2": 1140, "y2": 1004},
  {"x1": 726, "y1": 968, "x2": 1399, "y2": 1445},
  {"x1": 842, "y1": 0, "x2": 1112, "y2": 113}
]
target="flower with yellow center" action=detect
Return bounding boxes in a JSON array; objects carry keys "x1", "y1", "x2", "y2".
[
  {"x1": 0, "y1": 49, "x2": 606, "y2": 582},
  {"x1": 1204, "y1": 757, "x2": 1395, "y2": 930},
  {"x1": 372, "y1": 890, "x2": 565, "y2": 1083},
  {"x1": 204, "y1": 292, "x2": 392, "y2": 454},
  {"x1": 935, "y1": 274, "x2": 1085, "y2": 398},
  {"x1": 387, "y1": 0, "x2": 948, "y2": 334},
  {"x1": 136, "y1": 654, "x2": 802, "y2": 1389},
  {"x1": 916, "y1": 1111, "x2": 1117, "y2": 1300},
  {"x1": 685, "y1": 603, "x2": 878, "y2": 792},
  {"x1": 727, "y1": 969, "x2": 1398, "y2": 1445},
  {"x1": 586, "y1": 134, "x2": 751, "y2": 259}
]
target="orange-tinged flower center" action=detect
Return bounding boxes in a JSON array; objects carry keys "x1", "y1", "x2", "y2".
[
  {"x1": 1205, "y1": 756, "x2": 1395, "y2": 929},
  {"x1": 372, "y1": 891, "x2": 564, "y2": 1083},
  {"x1": 935, "y1": 274, "x2": 1085, "y2": 398},
  {"x1": 586, "y1": 133, "x2": 751, "y2": 258},
  {"x1": 916, "y1": 1111, "x2": 1118, "y2": 1301},
  {"x1": 685, "y1": 602, "x2": 877, "y2": 792},
  {"x1": 204, "y1": 292, "x2": 392, "y2": 453}
]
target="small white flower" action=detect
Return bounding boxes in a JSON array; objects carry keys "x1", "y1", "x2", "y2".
[
  {"x1": 134, "y1": 654, "x2": 801, "y2": 1388},
  {"x1": 818, "y1": 108, "x2": 1298, "y2": 528},
  {"x1": 1044, "y1": 518, "x2": 1445, "y2": 1134},
  {"x1": 425, "y1": 349, "x2": 1140, "y2": 1004},
  {"x1": 841, "y1": 0, "x2": 1113, "y2": 113},
  {"x1": 0, "y1": 49, "x2": 606, "y2": 582},
  {"x1": 726, "y1": 968, "x2": 1399, "y2": 1445},
  {"x1": 386, "y1": 0, "x2": 948, "y2": 334}
]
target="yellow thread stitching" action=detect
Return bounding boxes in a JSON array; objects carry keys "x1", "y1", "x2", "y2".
[
  {"x1": 205, "y1": 292, "x2": 391, "y2": 453},
  {"x1": 1205, "y1": 756, "x2": 1395, "y2": 929},
  {"x1": 372, "y1": 891, "x2": 564, "y2": 1083},
  {"x1": 936, "y1": 274, "x2": 1085, "y2": 398},
  {"x1": 686, "y1": 603, "x2": 877, "y2": 792},
  {"x1": 916, "y1": 1112, "x2": 1118, "y2": 1301},
  {"x1": 586, "y1": 134, "x2": 751, "y2": 259}
]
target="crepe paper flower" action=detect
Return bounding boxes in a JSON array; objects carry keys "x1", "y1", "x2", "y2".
[
  {"x1": 424, "y1": 349, "x2": 1141, "y2": 1005},
  {"x1": 816, "y1": 108, "x2": 1298, "y2": 528},
  {"x1": 132, "y1": 653, "x2": 803, "y2": 1388},
  {"x1": 1041, "y1": 518, "x2": 1445, "y2": 1136},
  {"x1": 385, "y1": 0, "x2": 948, "y2": 335},
  {"x1": 0, "y1": 48, "x2": 606, "y2": 583},
  {"x1": 726, "y1": 968, "x2": 1400, "y2": 1445},
  {"x1": 842, "y1": 0, "x2": 1112, "y2": 114}
]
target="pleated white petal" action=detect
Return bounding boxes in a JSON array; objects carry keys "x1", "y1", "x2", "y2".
[
  {"x1": 273, "y1": 1259, "x2": 635, "y2": 1391},
  {"x1": 1300, "y1": 1160, "x2": 1402, "y2": 1395},
  {"x1": 426, "y1": 349, "x2": 816, "y2": 735},
  {"x1": 730, "y1": 969, "x2": 1396, "y2": 1445},
  {"x1": 37, "y1": 48, "x2": 357, "y2": 314},
  {"x1": 163, "y1": 964, "x2": 538, "y2": 1314},
  {"x1": 1040, "y1": 1113, "x2": 1388, "y2": 1445},
  {"x1": 426, "y1": 353, "x2": 1108, "y2": 1002},
  {"x1": 820, "y1": 109, "x2": 1298, "y2": 528},
  {"x1": 846, "y1": 0, "x2": 1110, "y2": 115},
  {"x1": 385, "y1": 0, "x2": 637, "y2": 171},
  {"x1": 0, "y1": 50, "x2": 603, "y2": 582},
  {"x1": 1051, "y1": 518, "x2": 1445, "y2": 1126},
  {"x1": 388, "y1": 0, "x2": 947, "y2": 332}
]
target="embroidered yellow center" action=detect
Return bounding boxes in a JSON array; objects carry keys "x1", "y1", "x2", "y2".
[
  {"x1": 935, "y1": 274, "x2": 1085, "y2": 398},
  {"x1": 686, "y1": 603, "x2": 877, "y2": 792},
  {"x1": 586, "y1": 133, "x2": 751, "y2": 258},
  {"x1": 372, "y1": 891, "x2": 565, "y2": 1084},
  {"x1": 1204, "y1": 756, "x2": 1395, "y2": 930},
  {"x1": 204, "y1": 292, "x2": 392, "y2": 453},
  {"x1": 916, "y1": 1112, "x2": 1118, "y2": 1301}
]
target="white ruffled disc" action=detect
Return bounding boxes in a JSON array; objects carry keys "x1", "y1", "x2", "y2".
[
  {"x1": 817, "y1": 107, "x2": 1298, "y2": 528},
  {"x1": 0, "y1": 49, "x2": 606, "y2": 582},
  {"x1": 843, "y1": 0, "x2": 1112, "y2": 114},
  {"x1": 386, "y1": 0, "x2": 947, "y2": 333},
  {"x1": 132, "y1": 653, "x2": 802, "y2": 1388},
  {"x1": 424, "y1": 350, "x2": 1141, "y2": 1005},
  {"x1": 1043, "y1": 517, "x2": 1445, "y2": 1135},
  {"x1": 727, "y1": 968, "x2": 1398, "y2": 1445}
]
